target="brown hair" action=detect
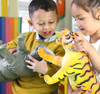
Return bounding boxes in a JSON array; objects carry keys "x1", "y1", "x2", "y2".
[
  {"x1": 29, "y1": 0, "x2": 58, "y2": 18},
  {"x1": 71, "y1": 0, "x2": 100, "y2": 17}
]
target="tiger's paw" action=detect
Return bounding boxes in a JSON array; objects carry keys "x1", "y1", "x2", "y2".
[
  {"x1": 38, "y1": 47, "x2": 46, "y2": 57},
  {"x1": 44, "y1": 75, "x2": 53, "y2": 84}
]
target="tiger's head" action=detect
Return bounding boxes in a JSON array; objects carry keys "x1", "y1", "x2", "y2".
[{"x1": 56, "y1": 28, "x2": 78, "y2": 48}]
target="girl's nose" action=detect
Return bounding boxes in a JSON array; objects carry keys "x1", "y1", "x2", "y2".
[{"x1": 76, "y1": 20, "x2": 80, "y2": 27}]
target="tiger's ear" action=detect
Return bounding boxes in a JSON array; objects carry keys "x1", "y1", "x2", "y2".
[
  {"x1": 28, "y1": 20, "x2": 35, "y2": 29},
  {"x1": 95, "y1": 9, "x2": 100, "y2": 20}
]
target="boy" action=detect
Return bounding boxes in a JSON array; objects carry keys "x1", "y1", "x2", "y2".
[{"x1": 6, "y1": 0, "x2": 65, "y2": 94}]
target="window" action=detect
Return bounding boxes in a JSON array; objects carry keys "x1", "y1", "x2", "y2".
[{"x1": 19, "y1": 0, "x2": 31, "y2": 33}]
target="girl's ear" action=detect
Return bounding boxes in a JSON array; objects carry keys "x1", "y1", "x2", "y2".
[
  {"x1": 95, "y1": 9, "x2": 100, "y2": 20},
  {"x1": 28, "y1": 20, "x2": 35, "y2": 29}
]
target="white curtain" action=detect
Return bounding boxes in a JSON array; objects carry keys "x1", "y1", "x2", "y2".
[{"x1": 0, "y1": 0, "x2": 2, "y2": 16}]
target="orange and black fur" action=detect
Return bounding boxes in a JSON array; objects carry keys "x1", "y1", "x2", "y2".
[{"x1": 38, "y1": 28, "x2": 100, "y2": 94}]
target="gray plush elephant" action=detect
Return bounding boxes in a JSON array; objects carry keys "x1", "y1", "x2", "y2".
[{"x1": 0, "y1": 33, "x2": 54, "y2": 82}]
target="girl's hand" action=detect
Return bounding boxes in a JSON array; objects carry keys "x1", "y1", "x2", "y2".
[
  {"x1": 72, "y1": 87, "x2": 93, "y2": 94},
  {"x1": 9, "y1": 48, "x2": 17, "y2": 54},
  {"x1": 26, "y1": 55, "x2": 48, "y2": 75},
  {"x1": 71, "y1": 33, "x2": 92, "y2": 53}
]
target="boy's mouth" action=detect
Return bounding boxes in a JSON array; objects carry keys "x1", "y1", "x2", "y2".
[{"x1": 43, "y1": 31, "x2": 51, "y2": 36}]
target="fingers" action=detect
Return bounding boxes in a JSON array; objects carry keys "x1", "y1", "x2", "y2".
[
  {"x1": 76, "y1": 87, "x2": 83, "y2": 93},
  {"x1": 72, "y1": 87, "x2": 93, "y2": 94},
  {"x1": 71, "y1": 36, "x2": 86, "y2": 52},
  {"x1": 26, "y1": 59, "x2": 35, "y2": 70},
  {"x1": 72, "y1": 87, "x2": 83, "y2": 94},
  {"x1": 28, "y1": 55, "x2": 38, "y2": 63},
  {"x1": 83, "y1": 89, "x2": 93, "y2": 94},
  {"x1": 26, "y1": 60, "x2": 36, "y2": 72},
  {"x1": 74, "y1": 36, "x2": 83, "y2": 43},
  {"x1": 26, "y1": 55, "x2": 38, "y2": 71},
  {"x1": 9, "y1": 48, "x2": 17, "y2": 54},
  {"x1": 71, "y1": 42, "x2": 84, "y2": 52},
  {"x1": 75, "y1": 32, "x2": 82, "y2": 36}
]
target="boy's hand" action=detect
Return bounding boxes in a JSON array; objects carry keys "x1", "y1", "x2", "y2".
[
  {"x1": 72, "y1": 87, "x2": 92, "y2": 94},
  {"x1": 26, "y1": 55, "x2": 48, "y2": 75},
  {"x1": 9, "y1": 48, "x2": 17, "y2": 54},
  {"x1": 70, "y1": 33, "x2": 92, "y2": 53}
]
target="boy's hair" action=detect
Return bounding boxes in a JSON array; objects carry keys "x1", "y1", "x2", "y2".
[
  {"x1": 29, "y1": 0, "x2": 58, "y2": 18},
  {"x1": 71, "y1": 0, "x2": 100, "y2": 18}
]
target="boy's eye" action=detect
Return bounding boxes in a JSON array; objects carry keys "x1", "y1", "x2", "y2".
[{"x1": 49, "y1": 21, "x2": 54, "y2": 24}]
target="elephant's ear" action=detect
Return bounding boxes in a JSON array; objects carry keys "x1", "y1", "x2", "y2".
[{"x1": 17, "y1": 33, "x2": 27, "y2": 52}]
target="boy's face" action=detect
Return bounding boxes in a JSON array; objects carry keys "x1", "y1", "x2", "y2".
[
  {"x1": 30, "y1": 9, "x2": 59, "y2": 39},
  {"x1": 71, "y1": 3, "x2": 100, "y2": 36}
]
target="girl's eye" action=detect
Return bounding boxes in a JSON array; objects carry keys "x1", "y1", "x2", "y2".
[
  {"x1": 79, "y1": 18, "x2": 84, "y2": 20},
  {"x1": 38, "y1": 23, "x2": 44, "y2": 25}
]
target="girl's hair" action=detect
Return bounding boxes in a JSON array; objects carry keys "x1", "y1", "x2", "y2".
[
  {"x1": 29, "y1": 0, "x2": 58, "y2": 18},
  {"x1": 71, "y1": 0, "x2": 100, "y2": 17}
]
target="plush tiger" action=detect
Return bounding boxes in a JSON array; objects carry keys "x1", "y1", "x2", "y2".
[{"x1": 38, "y1": 28, "x2": 100, "y2": 94}]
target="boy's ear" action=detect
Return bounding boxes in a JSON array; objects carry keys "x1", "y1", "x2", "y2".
[
  {"x1": 28, "y1": 20, "x2": 35, "y2": 29},
  {"x1": 28, "y1": 20, "x2": 33, "y2": 26},
  {"x1": 95, "y1": 9, "x2": 100, "y2": 20}
]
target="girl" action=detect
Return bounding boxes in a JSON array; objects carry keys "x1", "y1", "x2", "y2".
[{"x1": 70, "y1": 0, "x2": 100, "y2": 93}]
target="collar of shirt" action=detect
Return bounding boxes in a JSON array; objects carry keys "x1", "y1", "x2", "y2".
[{"x1": 36, "y1": 32, "x2": 57, "y2": 42}]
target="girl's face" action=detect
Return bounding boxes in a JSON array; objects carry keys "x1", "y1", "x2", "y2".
[
  {"x1": 30, "y1": 9, "x2": 59, "y2": 39},
  {"x1": 71, "y1": 3, "x2": 100, "y2": 36}
]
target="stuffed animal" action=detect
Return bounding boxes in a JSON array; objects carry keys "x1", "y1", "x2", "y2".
[
  {"x1": 0, "y1": 33, "x2": 54, "y2": 82},
  {"x1": 38, "y1": 28, "x2": 100, "y2": 94}
]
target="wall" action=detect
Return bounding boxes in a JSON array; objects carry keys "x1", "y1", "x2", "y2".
[
  {"x1": 7, "y1": 0, "x2": 18, "y2": 17},
  {"x1": 56, "y1": 0, "x2": 72, "y2": 31},
  {"x1": 0, "y1": 0, "x2": 1, "y2": 16}
]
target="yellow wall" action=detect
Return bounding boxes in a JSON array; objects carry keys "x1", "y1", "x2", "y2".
[
  {"x1": 0, "y1": 0, "x2": 2, "y2": 16},
  {"x1": 1, "y1": 0, "x2": 7, "y2": 16},
  {"x1": 1, "y1": 0, "x2": 18, "y2": 17}
]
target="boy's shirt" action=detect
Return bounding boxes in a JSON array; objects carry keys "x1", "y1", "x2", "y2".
[
  {"x1": 36, "y1": 32, "x2": 57, "y2": 42},
  {"x1": 6, "y1": 31, "x2": 65, "y2": 94}
]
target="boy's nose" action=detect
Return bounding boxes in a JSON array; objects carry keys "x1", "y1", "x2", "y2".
[{"x1": 44, "y1": 24, "x2": 50, "y2": 30}]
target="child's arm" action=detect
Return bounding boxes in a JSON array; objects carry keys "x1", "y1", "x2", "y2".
[
  {"x1": 71, "y1": 34, "x2": 100, "y2": 73},
  {"x1": 86, "y1": 45, "x2": 100, "y2": 73}
]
